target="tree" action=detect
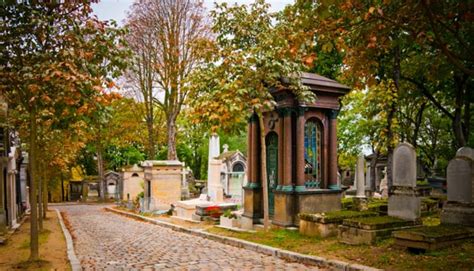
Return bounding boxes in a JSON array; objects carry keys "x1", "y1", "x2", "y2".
[
  {"x1": 190, "y1": 0, "x2": 315, "y2": 229},
  {"x1": 125, "y1": 0, "x2": 211, "y2": 160},
  {"x1": 1, "y1": 2, "x2": 127, "y2": 260}
]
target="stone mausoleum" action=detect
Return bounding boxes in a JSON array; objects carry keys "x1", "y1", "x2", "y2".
[{"x1": 243, "y1": 72, "x2": 350, "y2": 227}]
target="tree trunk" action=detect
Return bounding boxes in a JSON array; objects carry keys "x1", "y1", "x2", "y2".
[
  {"x1": 28, "y1": 113, "x2": 39, "y2": 261},
  {"x1": 453, "y1": 73, "x2": 468, "y2": 147},
  {"x1": 61, "y1": 174, "x2": 64, "y2": 202},
  {"x1": 386, "y1": 45, "x2": 400, "y2": 191},
  {"x1": 257, "y1": 111, "x2": 269, "y2": 230},
  {"x1": 412, "y1": 102, "x2": 427, "y2": 149},
  {"x1": 369, "y1": 152, "x2": 378, "y2": 191},
  {"x1": 97, "y1": 147, "x2": 105, "y2": 202},
  {"x1": 146, "y1": 119, "x2": 155, "y2": 159},
  {"x1": 38, "y1": 167, "x2": 43, "y2": 232},
  {"x1": 167, "y1": 114, "x2": 178, "y2": 160},
  {"x1": 42, "y1": 173, "x2": 47, "y2": 219}
]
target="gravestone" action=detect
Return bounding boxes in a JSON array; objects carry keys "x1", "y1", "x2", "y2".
[
  {"x1": 393, "y1": 143, "x2": 417, "y2": 187},
  {"x1": 388, "y1": 143, "x2": 421, "y2": 221},
  {"x1": 356, "y1": 155, "x2": 366, "y2": 198},
  {"x1": 208, "y1": 159, "x2": 224, "y2": 202},
  {"x1": 441, "y1": 147, "x2": 474, "y2": 226},
  {"x1": 379, "y1": 167, "x2": 388, "y2": 198},
  {"x1": 353, "y1": 154, "x2": 368, "y2": 210}
]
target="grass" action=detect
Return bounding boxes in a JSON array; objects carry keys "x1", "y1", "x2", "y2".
[
  {"x1": 20, "y1": 229, "x2": 51, "y2": 249},
  {"x1": 207, "y1": 221, "x2": 474, "y2": 270}
]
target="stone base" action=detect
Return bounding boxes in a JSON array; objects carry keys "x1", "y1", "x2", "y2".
[
  {"x1": 296, "y1": 189, "x2": 342, "y2": 225},
  {"x1": 220, "y1": 216, "x2": 240, "y2": 228},
  {"x1": 243, "y1": 186, "x2": 262, "y2": 219},
  {"x1": 393, "y1": 225, "x2": 474, "y2": 251},
  {"x1": 441, "y1": 202, "x2": 474, "y2": 227},
  {"x1": 273, "y1": 191, "x2": 294, "y2": 227},
  {"x1": 174, "y1": 198, "x2": 210, "y2": 220},
  {"x1": 353, "y1": 197, "x2": 368, "y2": 211},
  {"x1": 299, "y1": 211, "x2": 378, "y2": 238},
  {"x1": 388, "y1": 195, "x2": 421, "y2": 221},
  {"x1": 300, "y1": 220, "x2": 339, "y2": 238},
  {"x1": 240, "y1": 216, "x2": 254, "y2": 230},
  {"x1": 338, "y1": 216, "x2": 420, "y2": 245}
]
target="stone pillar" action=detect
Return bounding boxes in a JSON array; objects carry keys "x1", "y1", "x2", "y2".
[
  {"x1": 243, "y1": 114, "x2": 262, "y2": 222},
  {"x1": 295, "y1": 108, "x2": 306, "y2": 192},
  {"x1": 247, "y1": 121, "x2": 253, "y2": 183},
  {"x1": 250, "y1": 115, "x2": 259, "y2": 186},
  {"x1": 208, "y1": 159, "x2": 224, "y2": 202},
  {"x1": 0, "y1": 157, "x2": 6, "y2": 234},
  {"x1": 354, "y1": 154, "x2": 368, "y2": 211},
  {"x1": 328, "y1": 110, "x2": 339, "y2": 189},
  {"x1": 366, "y1": 164, "x2": 372, "y2": 190},
  {"x1": 356, "y1": 155, "x2": 366, "y2": 198},
  {"x1": 282, "y1": 109, "x2": 292, "y2": 190}
]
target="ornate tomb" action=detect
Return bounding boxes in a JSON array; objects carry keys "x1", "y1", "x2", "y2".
[{"x1": 243, "y1": 72, "x2": 350, "y2": 227}]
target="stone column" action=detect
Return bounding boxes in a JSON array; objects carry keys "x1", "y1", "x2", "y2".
[
  {"x1": 246, "y1": 120, "x2": 253, "y2": 184},
  {"x1": 0, "y1": 157, "x2": 6, "y2": 233},
  {"x1": 328, "y1": 110, "x2": 339, "y2": 189},
  {"x1": 295, "y1": 107, "x2": 306, "y2": 192},
  {"x1": 356, "y1": 155, "x2": 366, "y2": 198},
  {"x1": 282, "y1": 109, "x2": 293, "y2": 190}
]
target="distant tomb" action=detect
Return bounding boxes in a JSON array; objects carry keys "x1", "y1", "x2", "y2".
[
  {"x1": 142, "y1": 160, "x2": 183, "y2": 211},
  {"x1": 121, "y1": 164, "x2": 144, "y2": 201}
]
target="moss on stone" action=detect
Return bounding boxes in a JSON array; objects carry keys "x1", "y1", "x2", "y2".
[
  {"x1": 406, "y1": 225, "x2": 470, "y2": 238},
  {"x1": 348, "y1": 215, "x2": 405, "y2": 225},
  {"x1": 299, "y1": 210, "x2": 378, "y2": 223}
]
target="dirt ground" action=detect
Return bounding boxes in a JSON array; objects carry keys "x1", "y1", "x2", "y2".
[{"x1": 0, "y1": 210, "x2": 70, "y2": 270}]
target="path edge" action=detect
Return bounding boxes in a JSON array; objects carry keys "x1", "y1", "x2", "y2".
[
  {"x1": 55, "y1": 209, "x2": 81, "y2": 271},
  {"x1": 105, "y1": 207, "x2": 381, "y2": 271}
]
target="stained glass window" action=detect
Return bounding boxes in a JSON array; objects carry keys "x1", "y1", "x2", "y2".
[{"x1": 304, "y1": 119, "x2": 322, "y2": 183}]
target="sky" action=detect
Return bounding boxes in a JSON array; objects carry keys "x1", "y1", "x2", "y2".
[{"x1": 92, "y1": 0, "x2": 294, "y2": 25}]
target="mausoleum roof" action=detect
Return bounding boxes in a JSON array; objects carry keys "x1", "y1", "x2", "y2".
[{"x1": 300, "y1": 72, "x2": 350, "y2": 92}]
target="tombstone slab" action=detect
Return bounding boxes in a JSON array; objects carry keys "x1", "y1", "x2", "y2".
[
  {"x1": 441, "y1": 147, "x2": 474, "y2": 226},
  {"x1": 388, "y1": 143, "x2": 421, "y2": 221},
  {"x1": 446, "y1": 158, "x2": 473, "y2": 203},
  {"x1": 393, "y1": 143, "x2": 417, "y2": 187}
]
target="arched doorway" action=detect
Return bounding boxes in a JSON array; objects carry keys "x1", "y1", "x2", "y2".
[{"x1": 266, "y1": 132, "x2": 278, "y2": 216}]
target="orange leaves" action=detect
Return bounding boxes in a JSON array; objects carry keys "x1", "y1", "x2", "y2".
[
  {"x1": 28, "y1": 84, "x2": 39, "y2": 93},
  {"x1": 304, "y1": 53, "x2": 316, "y2": 67}
]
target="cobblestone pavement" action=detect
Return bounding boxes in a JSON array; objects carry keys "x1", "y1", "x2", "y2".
[{"x1": 57, "y1": 204, "x2": 319, "y2": 270}]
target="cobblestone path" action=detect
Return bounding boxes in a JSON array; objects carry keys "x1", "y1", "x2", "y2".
[{"x1": 57, "y1": 205, "x2": 319, "y2": 270}]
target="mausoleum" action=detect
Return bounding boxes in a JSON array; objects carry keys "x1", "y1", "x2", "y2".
[{"x1": 244, "y1": 72, "x2": 350, "y2": 227}]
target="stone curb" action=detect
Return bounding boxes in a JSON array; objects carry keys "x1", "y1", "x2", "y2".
[
  {"x1": 55, "y1": 209, "x2": 81, "y2": 271},
  {"x1": 105, "y1": 207, "x2": 382, "y2": 271}
]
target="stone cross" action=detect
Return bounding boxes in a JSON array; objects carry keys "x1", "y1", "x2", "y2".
[
  {"x1": 356, "y1": 155, "x2": 366, "y2": 198},
  {"x1": 223, "y1": 144, "x2": 229, "y2": 153}
]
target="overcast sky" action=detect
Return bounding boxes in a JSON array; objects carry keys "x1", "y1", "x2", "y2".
[{"x1": 92, "y1": 0, "x2": 294, "y2": 25}]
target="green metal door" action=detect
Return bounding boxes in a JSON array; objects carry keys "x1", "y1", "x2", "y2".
[{"x1": 266, "y1": 132, "x2": 278, "y2": 217}]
